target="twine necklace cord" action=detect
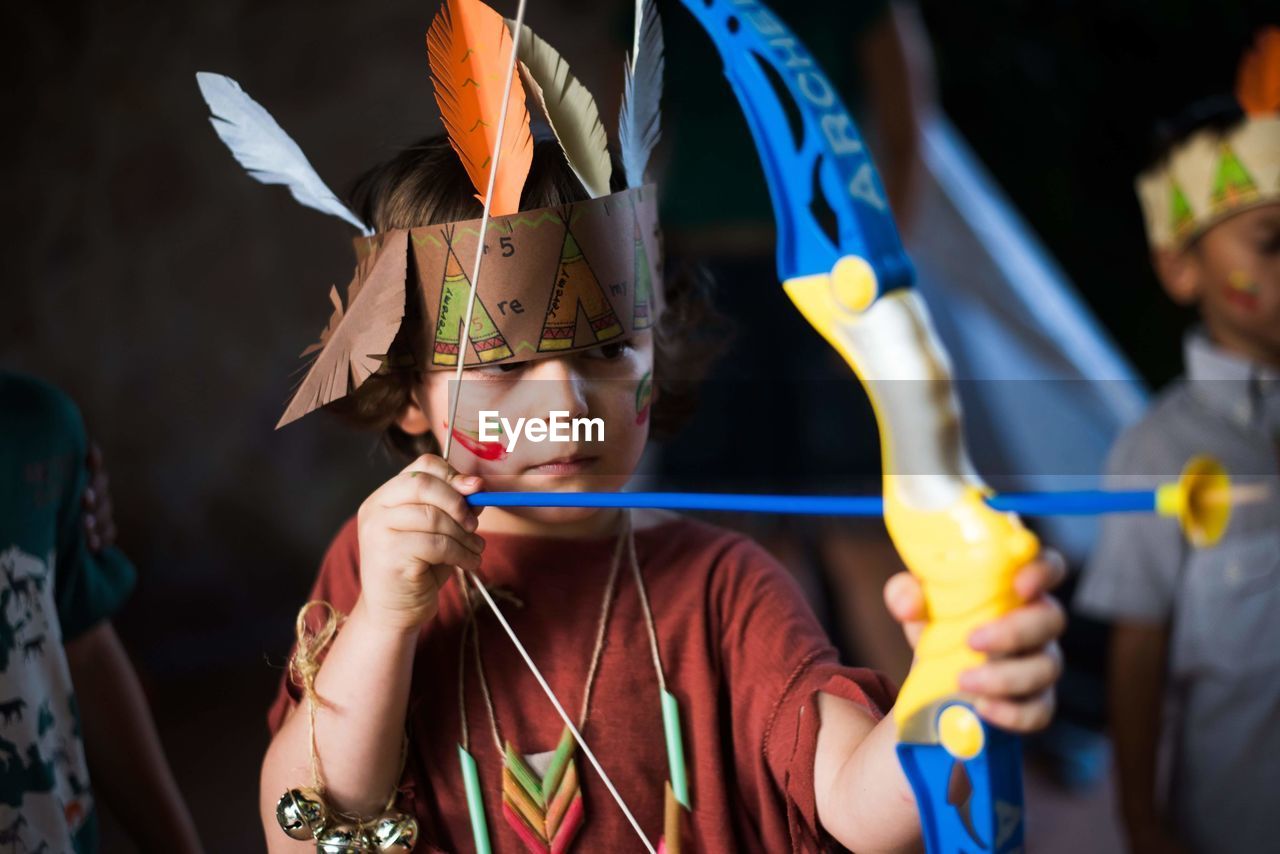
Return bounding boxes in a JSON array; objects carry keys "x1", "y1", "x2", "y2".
[
  {"x1": 573, "y1": 516, "x2": 628, "y2": 727},
  {"x1": 460, "y1": 514, "x2": 629, "y2": 754},
  {"x1": 456, "y1": 569, "x2": 527, "y2": 754},
  {"x1": 626, "y1": 518, "x2": 666, "y2": 694},
  {"x1": 457, "y1": 568, "x2": 475, "y2": 752}
]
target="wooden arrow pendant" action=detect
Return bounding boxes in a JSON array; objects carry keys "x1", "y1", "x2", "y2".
[
  {"x1": 502, "y1": 726, "x2": 585, "y2": 854},
  {"x1": 658, "y1": 781, "x2": 694, "y2": 854}
]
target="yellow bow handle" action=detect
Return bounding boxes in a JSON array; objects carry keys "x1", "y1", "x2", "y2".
[{"x1": 785, "y1": 259, "x2": 1040, "y2": 753}]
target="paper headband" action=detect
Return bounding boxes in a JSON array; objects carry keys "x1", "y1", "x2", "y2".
[
  {"x1": 197, "y1": 0, "x2": 666, "y2": 428},
  {"x1": 1136, "y1": 28, "x2": 1280, "y2": 250},
  {"x1": 402, "y1": 187, "x2": 659, "y2": 361}
]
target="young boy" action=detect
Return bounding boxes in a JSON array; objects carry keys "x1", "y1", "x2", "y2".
[
  {"x1": 1075, "y1": 28, "x2": 1280, "y2": 854},
  {"x1": 0, "y1": 372, "x2": 202, "y2": 852},
  {"x1": 257, "y1": 139, "x2": 1065, "y2": 854},
  {"x1": 197, "y1": 2, "x2": 1064, "y2": 850}
]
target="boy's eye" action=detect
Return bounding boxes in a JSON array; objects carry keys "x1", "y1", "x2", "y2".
[
  {"x1": 470, "y1": 360, "x2": 527, "y2": 379},
  {"x1": 581, "y1": 341, "x2": 633, "y2": 361}
]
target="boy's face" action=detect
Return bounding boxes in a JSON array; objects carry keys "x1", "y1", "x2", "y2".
[
  {"x1": 414, "y1": 332, "x2": 655, "y2": 524},
  {"x1": 1162, "y1": 203, "x2": 1280, "y2": 365}
]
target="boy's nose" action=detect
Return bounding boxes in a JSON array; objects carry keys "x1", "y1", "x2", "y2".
[{"x1": 526, "y1": 357, "x2": 590, "y2": 418}]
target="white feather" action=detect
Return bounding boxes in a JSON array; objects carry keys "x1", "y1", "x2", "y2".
[
  {"x1": 619, "y1": 0, "x2": 664, "y2": 188},
  {"x1": 195, "y1": 72, "x2": 371, "y2": 235}
]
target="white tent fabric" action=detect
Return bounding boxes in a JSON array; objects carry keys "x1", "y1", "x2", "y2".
[{"x1": 906, "y1": 116, "x2": 1149, "y2": 559}]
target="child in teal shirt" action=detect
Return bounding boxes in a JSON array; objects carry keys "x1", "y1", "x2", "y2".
[{"x1": 0, "y1": 371, "x2": 200, "y2": 852}]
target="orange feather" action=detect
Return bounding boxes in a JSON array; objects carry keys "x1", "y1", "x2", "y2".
[
  {"x1": 1236, "y1": 26, "x2": 1280, "y2": 116},
  {"x1": 427, "y1": 0, "x2": 533, "y2": 215}
]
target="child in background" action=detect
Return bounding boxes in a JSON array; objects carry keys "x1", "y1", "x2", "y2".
[
  {"x1": 1075, "y1": 28, "x2": 1280, "y2": 854},
  {"x1": 0, "y1": 371, "x2": 202, "y2": 852}
]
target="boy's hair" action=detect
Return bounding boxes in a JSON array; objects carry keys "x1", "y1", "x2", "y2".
[
  {"x1": 325, "y1": 134, "x2": 729, "y2": 458},
  {"x1": 1144, "y1": 95, "x2": 1245, "y2": 174}
]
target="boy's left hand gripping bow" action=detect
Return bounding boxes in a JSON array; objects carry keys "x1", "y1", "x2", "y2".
[{"x1": 679, "y1": 2, "x2": 1033, "y2": 851}]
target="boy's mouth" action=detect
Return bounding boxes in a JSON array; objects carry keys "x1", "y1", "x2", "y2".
[{"x1": 524, "y1": 454, "x2": 599, "y2": 475}]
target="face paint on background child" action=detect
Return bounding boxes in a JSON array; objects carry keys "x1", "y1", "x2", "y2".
[{"x1": 1224, "y1": 270, "x2": 1262, "y2": 311}]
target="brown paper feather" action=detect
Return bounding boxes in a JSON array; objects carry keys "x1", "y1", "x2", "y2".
[
  {"x1": 1237, "y1": 26, "x2": 1280, "y2": 116},
  {"x1": 277, "y1": 229, "x2": 409, "y2": 428},
  {"x1": 427, "y1": 0, "x2": 533, "y2": 216}
]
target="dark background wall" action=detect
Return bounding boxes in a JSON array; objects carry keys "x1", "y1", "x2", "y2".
[
  {"x1": 920, "y1": 0, "x2": 1274, "y2": 383},
  {"x1": 0, "y1": 0, "x2": 1273, "y2": 849}
]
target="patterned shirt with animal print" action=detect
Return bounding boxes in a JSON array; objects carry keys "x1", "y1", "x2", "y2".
[{"x1": 0, "y1": 373, "x2": 135, "y2": 853}]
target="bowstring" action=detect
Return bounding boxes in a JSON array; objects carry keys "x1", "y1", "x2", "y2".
[
  {"x1": 441, "y1": 0, "x2": 523, "y2": 459},
  {"x1": 469, "y1": 574, "x2": 655, "y2": 852},
  {"x1": 440, "y1": 2, "x2": 654, "y2": 849}
]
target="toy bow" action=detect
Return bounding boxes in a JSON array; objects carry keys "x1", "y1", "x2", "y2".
[{"x1": 672, "y1": 1, "x2": 1032, "y2": 850}]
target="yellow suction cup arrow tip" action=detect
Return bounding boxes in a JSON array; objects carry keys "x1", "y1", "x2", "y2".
[{"x1": 1155, "y1": 455, "x2": 1232, "y2": 547}]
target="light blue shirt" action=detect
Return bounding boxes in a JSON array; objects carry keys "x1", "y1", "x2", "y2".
[{"x1": 1076, "y1": 332, "x2": 1280, "y2": 854}]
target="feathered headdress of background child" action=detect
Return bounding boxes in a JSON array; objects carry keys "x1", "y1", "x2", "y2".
[{"x1": 1136, "y1": 26, "x2": 1280, "y2": 250}]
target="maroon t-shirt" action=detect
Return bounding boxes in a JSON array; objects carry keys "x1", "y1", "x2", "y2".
[{"x1": 268, "y1": 515, "x2": 894, "y2": 852}]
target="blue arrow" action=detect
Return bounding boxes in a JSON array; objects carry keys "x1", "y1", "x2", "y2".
[{"x1": 469, "y1": 489, "x2": 1157, "y2": 517}]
